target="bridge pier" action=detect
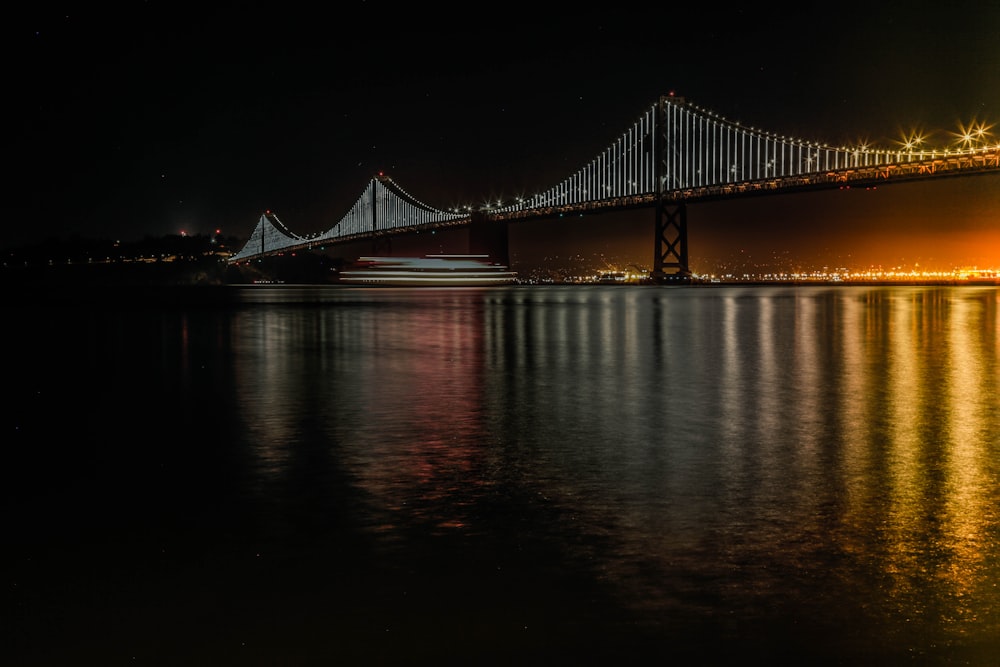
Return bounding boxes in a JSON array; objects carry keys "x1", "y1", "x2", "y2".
[
  {"x1": 651, "y1": 201, "x2": 692, "y2": 283},
  {"x1": 469, "y1": 213, "x2": 510, "y2": 267}
]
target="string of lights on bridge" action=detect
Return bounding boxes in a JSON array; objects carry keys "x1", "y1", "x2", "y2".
[{"x1": 466, "y1": 100, "x2": 997, "y2": 214}]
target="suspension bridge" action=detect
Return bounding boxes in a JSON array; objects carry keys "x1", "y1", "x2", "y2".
[{"x1": 228, "y1": 94, "x2": 1000, "y2": 282}]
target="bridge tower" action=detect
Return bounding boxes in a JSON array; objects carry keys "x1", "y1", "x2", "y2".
[
  {"x1": 651, "y1": 95, "x2": 692, "y2": 284},
  {"x1": 367, "y1": 175, "x2": 392, "y2": 256},
  {"x1": 368, "y1": 200, "x2": 393, "y2": 256},
  {"x1": 652, "y1": 202, "x2": 689, "y2": 282}
]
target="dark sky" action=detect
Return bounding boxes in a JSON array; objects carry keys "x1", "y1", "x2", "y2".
[{"x1": 11, "y1": 2, "x2": 1000, "y2": 272}]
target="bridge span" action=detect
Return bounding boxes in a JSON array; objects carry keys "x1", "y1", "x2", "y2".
[{"x1": 229, "y1": 95, "x2": 999, "y2": 281}]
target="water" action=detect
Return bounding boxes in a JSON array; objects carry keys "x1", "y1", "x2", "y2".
[{"x1": 4, "y1": 284, "x2": 999, "y2": 665}]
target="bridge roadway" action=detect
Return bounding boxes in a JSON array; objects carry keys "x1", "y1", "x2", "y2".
[{"x1": 491, "y1": 147, "x2": 1000, "y2": 222}]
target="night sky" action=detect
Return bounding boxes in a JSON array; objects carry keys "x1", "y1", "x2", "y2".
[{"x1": 11, "y1": 2, "x2": 1000, "y2": 273}]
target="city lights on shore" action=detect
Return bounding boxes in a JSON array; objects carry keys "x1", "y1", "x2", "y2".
[
  {"x1": 691, "y1": 266, "x2": 1000, "y2": 284},
  {"x1": 523, "y1": 263, "x2": 1000, "y2": 284}
]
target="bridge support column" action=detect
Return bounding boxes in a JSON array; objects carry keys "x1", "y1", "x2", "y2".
[
  {"x1": 651, "y1": 201, "x2": 692, "y2": 283},
  {"x1": 469, "y1": 213, "x2": 510, "y2": 267}
]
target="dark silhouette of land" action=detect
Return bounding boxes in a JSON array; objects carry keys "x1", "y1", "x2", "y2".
[{"x1": 1, "y1": 233, "x2": 346, "y2": 287}]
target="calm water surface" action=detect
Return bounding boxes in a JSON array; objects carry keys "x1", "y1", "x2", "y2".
[{"x1": 5, "y1": 284, "x2": 999, "y2": 665}]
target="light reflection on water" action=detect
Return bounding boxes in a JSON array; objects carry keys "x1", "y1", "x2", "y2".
[
  {"x1": 221, "y1": 285, "x2": 1000, "y2": 661},
  {"x1": 11, "y1": 284, "x2": 995, "y2": 663}
]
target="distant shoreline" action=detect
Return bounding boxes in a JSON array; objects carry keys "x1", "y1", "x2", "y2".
[{"x1": 686, "y1": 279, "x2": 1000, "y2": 287}]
